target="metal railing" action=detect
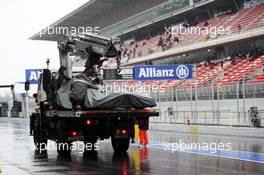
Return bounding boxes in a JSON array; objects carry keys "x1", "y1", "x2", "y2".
[
  {"x1": 151, "y1": 82, "x2": 264, "y2": 102},
  {"x1": 149, "y1": 82, "x2": 264, "y2": 127},
  {"x1": 150, "y1": 110, "x2": 264, "y2": 127}
]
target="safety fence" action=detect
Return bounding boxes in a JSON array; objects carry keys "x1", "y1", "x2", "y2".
[
  {"x1": 149, "y1": 110, "x2": 264, "y2": 127},
  {"x1": 148, "y1": 82, "x2": 264, "y2": 127},
  {"x1": 151, "y1": 82, "x2": 264, "y2": 102}
]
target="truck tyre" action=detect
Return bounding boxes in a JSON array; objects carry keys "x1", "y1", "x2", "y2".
[
  {"x1": 111, "y1": 137, "x2": 129, "y2": 153},
  {"x1": 83, "y1": 140, "x2": 98, "y2": 158},
  {"x1": 33, "y1": 120, "x2": 47, "y2": 153},
  {"x1": 57, "y1": 142, "x2": 72, "y2": 156},
  {"x1": 84, "y1": 140, "x2": 97, "y2": 152}
]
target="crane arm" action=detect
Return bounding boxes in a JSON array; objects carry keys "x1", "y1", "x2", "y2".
[{"x1": 58, "y1": 34, "x2": 121, "y2": 74}]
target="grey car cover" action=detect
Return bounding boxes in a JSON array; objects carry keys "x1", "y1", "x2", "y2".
[
  {"x1": 56, "y1": 80, "x2": 72, "y2": 109},
  {"x1": 56, "y1": 80, "x2": 156, "y2": 110}
]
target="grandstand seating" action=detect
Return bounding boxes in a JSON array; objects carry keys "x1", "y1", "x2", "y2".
[
  {"x1": 122, "y1": 3, "x2": 264, "y2": 60},
  {"x1": 217, "y1": 56, "x2": 264, "y2": 85},
  {"x1": 248, "y1": 73, "x2": 264, "y2": 83},
  {"x1": 105, "y1": 4, "x2": 264, "y2": 92},
  {"x1": 105, "y1": 55, "x2": 264, "y2": 91},
  {"x1": 179, "y1": 55, "x2": 264, "y2": 88}
]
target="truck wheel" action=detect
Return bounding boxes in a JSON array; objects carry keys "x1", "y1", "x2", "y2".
[
  {"x1": 111, "y1": 137, "x2": 129, "y2": 153},
  {"x1": 83, "y1": 140, "x2": 98, "y2": 159},
  {"x1": 33, "y1": 133, "x2": 47, "y2": 153},
  {"x1": 57, "y1": 142, "x2": 72, "y2": 156},
  {"x1": 84, "y1": 140, "x2": 97, "y2": 152},
  {"x1": 33, "y1": 121, "x2": 47, "y2": 153}
]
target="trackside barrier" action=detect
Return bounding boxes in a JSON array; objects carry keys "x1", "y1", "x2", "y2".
[
  {"x1": 150, "y1": 111, "x2": 264, "y2": 127},
  {"x1": 149, "y1": 82, "x2": 264, "y2": 127}
]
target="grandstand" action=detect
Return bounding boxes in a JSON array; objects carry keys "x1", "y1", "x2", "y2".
[
  {"x1": 108, "y1": 0, "x2": 264, "y2": 89},
  {"x1": 121, "y1": 2, "x2": 264, "y2": 60},
  {"x1": 31, "y1": 0, "x2": 264, "y2": 127},
  {"x1": 104, "y1": 0, "x2": 264, "y2": 127}
]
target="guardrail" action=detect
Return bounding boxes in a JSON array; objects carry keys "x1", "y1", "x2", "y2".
[
  {"x1": 150, "y1": 82, "x2": 264, "y2": 102},
  {"x1": 150, "y1": 110, "x2": 264, "y2": 127}
]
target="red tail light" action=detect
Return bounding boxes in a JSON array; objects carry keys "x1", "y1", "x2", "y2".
[
  {"x1": 71, "y1": 131, "x2": 77, "y2": 137},
  {"x1": 85, "y1": 120, "x2": 96, "y2": 125},
  {"x1": 86, "y1": 120, "x2": 92, "y2": 125},
  {"x1": 121, "y1": 129, "x2": 128, "y2": 135}
]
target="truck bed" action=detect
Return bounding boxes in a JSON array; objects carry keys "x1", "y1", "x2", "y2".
[{"x1": 45, "y1": 109, "x2": 159, "y2": 119}]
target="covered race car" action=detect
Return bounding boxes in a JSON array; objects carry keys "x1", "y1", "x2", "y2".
[{"x1": 56, "y1": 78, "x2": 156, "y2": 110}]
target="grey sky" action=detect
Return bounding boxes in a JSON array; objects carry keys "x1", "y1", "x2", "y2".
[{"x1": 0, "y1": 0, "x2": 88, "y2": 94}]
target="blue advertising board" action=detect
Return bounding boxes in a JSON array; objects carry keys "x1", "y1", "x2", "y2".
[
  {"x1": 134, "y1": 65, "x2": 192, "y2": 80},
  {"x1": 25, "y1": 69, "x2": 42, "y2": 84}
]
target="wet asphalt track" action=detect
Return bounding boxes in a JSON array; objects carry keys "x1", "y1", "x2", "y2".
[{"x1": 0, "y1": 118, "x2": 263, "y2": 175}]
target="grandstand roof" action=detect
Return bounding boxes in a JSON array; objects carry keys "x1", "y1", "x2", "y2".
[{"x1": 30, "y1": 0, "x2": 167, "y2": 41}]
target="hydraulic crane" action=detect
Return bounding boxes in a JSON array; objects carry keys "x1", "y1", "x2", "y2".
[{"x1": 58, "y1": 33, "x2": 121, "y2": 78}]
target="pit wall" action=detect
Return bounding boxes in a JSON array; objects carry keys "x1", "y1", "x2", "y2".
[{"x1": 149, "y1": 98, "x2": 264, "y2": 127}]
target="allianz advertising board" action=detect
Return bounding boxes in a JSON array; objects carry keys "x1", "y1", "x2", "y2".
[
  {"x1": 134, "y1": 65, "x2": 192, "y2": 80},
  {"x1": 25, "y1": 69, "x2": 42, "y2": 84}
]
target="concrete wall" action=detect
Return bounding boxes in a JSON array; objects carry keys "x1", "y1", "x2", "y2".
[
  {"x1": 149, "y1": 98, "x2": 264, "y2": 126},
  {"x1": 149, "y1": 123, "x2": 264, "y2": 138},
  {"x1": 157, "y1": 98, "x2": 264, "y2": 112}
]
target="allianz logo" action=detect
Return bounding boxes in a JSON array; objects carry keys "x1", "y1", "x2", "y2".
[
  {"x1": 176, "y1": 65, "x2": 190, "y2": 79},
  {"x1": 138, "y1": 65, "x2": 189, "y2": 79}
]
